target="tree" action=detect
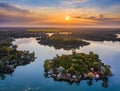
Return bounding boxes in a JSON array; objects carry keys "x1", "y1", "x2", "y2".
[
  {"x1": 0, "y1": 46, "x2": 11, "y2": 56},
  {"x1": 104, "y1": 65, "x2": 111, "y2": 76},
  {"x1": 13, "y1": 45, "x2": 17, "y2": 50},
  {"x1": 69, "y1": 67, "x2": 75, "y2": 75},
  {"x1": 88, "y1": 72, "x2": 94, "y2": 79},
  {"x1": 44, "y1": 60, "x2": 50, "y2": 71},
  {"x1": 93, "y1": 62, "x2": 101, "y2": 71}
]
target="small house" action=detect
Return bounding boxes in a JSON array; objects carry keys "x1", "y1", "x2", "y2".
[
  {"x1": 72, "y1": 75, "x2": 77, "y2": 79},
  {"x1": 57, "y1": 66, "x2": 65, "y2": 73}
]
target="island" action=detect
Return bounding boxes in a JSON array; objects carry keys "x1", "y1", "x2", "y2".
[
  {"x1": 44, "y1": 51, "x2": 112, "y2": 83},
  {"x1": 37, "y1": 33, "x2": 90, "y2": 50},
  {"x1": 0, "y1": 32, "x2": 35, "y2": 79}
]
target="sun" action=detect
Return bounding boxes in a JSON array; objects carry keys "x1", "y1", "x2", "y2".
[{"x1": 65, "y1": 16, "x2": 70, "y2": 21}]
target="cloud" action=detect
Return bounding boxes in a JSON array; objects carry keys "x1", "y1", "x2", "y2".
[
  {"x1": 0, "y1": 14, "x2": 35, "y2": 23},
  {"x1": 0, "y1": 1, "x2": 119, "y2": 27},
  {"x1": 72, "y1": 14, "x2": 115, "y2": 20},
  {"x1": 57, "y1": 0, "x2": 86, "y2": 8},
  {"x1": 0, "y1": 2, "x2": 31, "y2": 24},
  {"x1": 65, "y1": 0, "x2": 86, "y2": 2},
  {"x1": 0, "y1": 2, "x2": 30, "y2": 13},
  {"x1": 0, "y1": 2, "x2": 49, "y2": 25},
  {"x1": 72, "y1": 0, "x2": 86, "y2": 3},
  {"x1": 86, "y1": 14, "x2": 113, "y2": 21},
  {"x1": 72, "y1": 14, "x2": 120, "y2": 25},
  {"x1": 72, "y1": 16, "x2": 81, "y2": 18}
]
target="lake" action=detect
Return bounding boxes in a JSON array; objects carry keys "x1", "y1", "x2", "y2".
[{"x1": 0, "y1": 37, "x2": 120, "y2": 91}]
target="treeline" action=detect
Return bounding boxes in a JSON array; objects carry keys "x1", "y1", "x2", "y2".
[
  {"x1": 1, "y1": 28, "x2": 120, "y2": 42},
  {"x1": 71, "y1": 31, "x2": 120, "y2": 41}
]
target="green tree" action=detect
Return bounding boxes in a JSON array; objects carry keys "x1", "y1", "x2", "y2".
[
  {"x1": 69, "y1": 67, "x2": 75, "y2": 75},
  {"x1": 44, "y1": 60, "x2": 50, "y2": 71},
  {"x1": 88, "y1": 72, "x2": 94, "y2": 79}
]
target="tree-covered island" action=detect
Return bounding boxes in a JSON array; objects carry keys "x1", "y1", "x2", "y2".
[
  {"x1": 44, "y1": 51, "x2": 112, "y2": 82},
  {"x1": 37, "y1": 34, "x2": 90, "y2": 50}
]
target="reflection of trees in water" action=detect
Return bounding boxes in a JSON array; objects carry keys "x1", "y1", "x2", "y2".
[
  {"x1": 0, "y1": 74, "x2": 6, "y2": 80},
  {"x1": 39, "y1": 42, "x2": 89, "y2": 50},
  {"x1": 87, "y1": 79, "x2": 93, "y2": 86},
  {"x1": 44, "y1": 74, "x2": 109, "y2": 87},
  {"x1": 0, "y1": 73, "x2": 12, "y2": 80},
  {"x1": 0, "y1": 61, "x2": 34, "y2": 80},
  {"x1": 102, "y1": 78, "x2": 109, "y2": 88}
]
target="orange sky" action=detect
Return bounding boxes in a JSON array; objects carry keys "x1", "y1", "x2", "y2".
[{"x1": 0, "y1": 0, "x2": 120, "y2": 27}]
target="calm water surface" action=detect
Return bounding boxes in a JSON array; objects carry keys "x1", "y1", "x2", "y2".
[{"x1": 0, "y1": 38, "x2": 120, "y2": 91}]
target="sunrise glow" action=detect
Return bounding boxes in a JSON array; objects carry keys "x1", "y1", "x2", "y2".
[
  {"x1": 65, "y1": 16, "x2": 70, "y2": 21},
  {"x1": 0, "y1": 0, "x2": 120, "y2": 27}
]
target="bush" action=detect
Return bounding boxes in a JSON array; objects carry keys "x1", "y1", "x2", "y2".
[{"x1": 88, "y1": 72, "x2": 94, "y2": 79}]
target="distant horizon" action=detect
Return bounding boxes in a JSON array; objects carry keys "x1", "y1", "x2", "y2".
[{"x1": 0, "y1": 25, "x2": 120, "y2": 29}]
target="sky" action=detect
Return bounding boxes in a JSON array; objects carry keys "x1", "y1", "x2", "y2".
[{"x1": 0, "y1": 0, "x2": 120, "y2": 28}]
